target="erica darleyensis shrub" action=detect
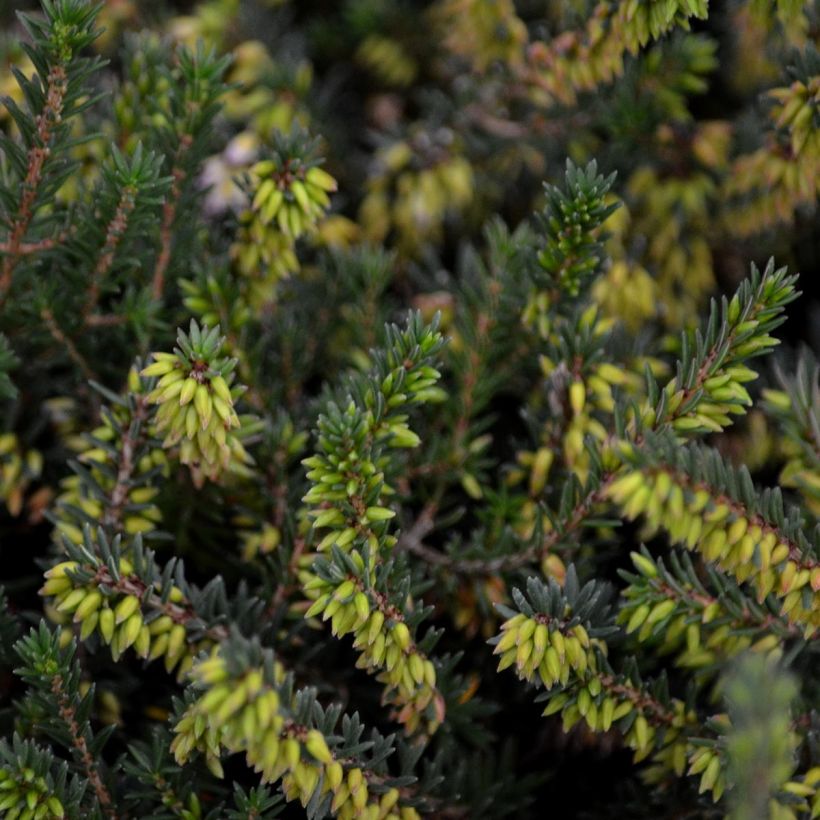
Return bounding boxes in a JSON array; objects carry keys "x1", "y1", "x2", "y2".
[{"x1": 0, "y1": 1, "x2": 819, "y2": 818}]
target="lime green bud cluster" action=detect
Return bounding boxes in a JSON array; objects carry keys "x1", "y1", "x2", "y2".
[
  {"x1": 283, "y1": 762, "x2": 418, "y2": 820},
  {"x1": 40, "y1": 559, "x2": 204, "y2": 678},
  {"x1": 685, "y1": 744, "x2": 727, "y2": 801},
  {"x1": 584, "y1": 360, "x2": 639, "y2": 414},
  {"x1": 606, "y1": 467, "x2": 820, "y2": 634},
  {"x1": 0, "y1": 765, "x2": 65, "y2": 819},
  {"x1": 143, "y1": 321, "x2": 253, "y2": 487},
  {"x1": 661, "y1": 365, "x2": 756, "y2": 435},
  {"x1": 511, "y1": 318, "x2": 635, "y2": 498},
  {"x1": 302, "y1": 405, "x2": 400, "y2": 547},
  {"x1": 303, "y1": 397, "x2": 434, "y2": 546},
  {"x1": 303, "y1": 326, "x2": 443, "y2": 549},
  {"x1": 304, "y1": 569, "x2": 442, "y2": 735},
  {"x1": 230, "y1": 159, "x2": 336, "y2": 306},
  {"x1": 231, "y1": 217, "x2": 300, "y2": 304},
  {"x1": 652, "y1": 260, "x2": 797, "y2": 436},
  {"x1": 619, "y1": 551, "x2": 791, "y2": 669},
  {"x1": 769, "y1": 768, "x2": 820, "y2": 818},
  {"x1": 251, "y1": 162, "x2": 336, "y2": 240},
  {"x1": 170, "y1": 706, "x2": 225, "y2": 779},
  {"x1": 510, "y1": 353, "x2": 638, "y2": 497},
  {"x1": 170, "y1": 652, "x2": 288, "y2": 778},
  {"x1": 0, "y1": 433, "x2": 42, "y2": 519},
  {"x1": 492, "y1": 575, "x2": 698, "y2": 773},
  {"x1": 493, "y1": 612, "x2": 598, "y2": 689},
  {"x1": 498, "y1": 633, "x2": 689, "y2": 764},
  {"x1": 173, "y1": 651, "x2": 420, "y2": 820},
  {"x1": 301, "y1": 317, "x2": 444, "y2": 732},
  {"x1": 494, "y1": 608, "x2": 693, "y2": 765}
]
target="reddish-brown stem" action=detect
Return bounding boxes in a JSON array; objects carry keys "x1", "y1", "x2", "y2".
[
  {"x1": 83, "y1": 186, "x2": 137, "y2": 318},
  {"x1": 101, "y1": 395, "x2": 149, "y2": 530},
  {"x1": 41, "y1": 306, "x2": 95, "y2": 382},
  {"x1": 599, "y1": 674, "x2": 677, "y2": 727},
  {"x1": 0, "y1": 234, "x2": 67, "y2": 254},
  {"x1": 85, "y1": 313, "x2": 127, "y2": 327},
  {"x1": 0, "y1": 65, "x2": 68, "y2": 302},
  {"x1": 51, "y1": 675, "x2": 119, "y2": 820},
  {"x1": 151, "y1": 135, "x2": 192, "y2": 302},
  {"x1": 399, "y1": 478, "x2": 612, "y2": 573},
  {"x1": 452, "y1": 283, "x2": 501, "y2": 452}
]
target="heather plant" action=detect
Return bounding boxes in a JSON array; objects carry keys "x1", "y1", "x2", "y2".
[{"x1": 0, "y1": 1, "x2": 818, "y2": 818}]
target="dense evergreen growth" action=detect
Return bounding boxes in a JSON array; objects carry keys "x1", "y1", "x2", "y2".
[{"x1": 0, "y1": 0, "x2": 818, "y2": 817}]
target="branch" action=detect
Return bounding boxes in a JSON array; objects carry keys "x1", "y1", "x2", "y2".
[
  {"x1": 400, "y1": 479, "x2": 611, "y2": 574},
  {"x1": 0, "y1": 234, "x2": 68, "y2": 254},
  {"x1": 50, "y1": 674, "x2": 118, "y2": 820},
  {"x1": 101, "y1": 395, "x2": 150, "y2": 531},
  {"x1": 83, "y1": 185, "x2": 137, "y2": 318},
  {"x1": 151, "y1": 136, "x2": 192, "y2": 302},
  {"x1": 41, "y1": 307, "x2": 95, "y2": 382},
  {"x1": 0, "y1": 65, "x2": 68, "y2": 301}
]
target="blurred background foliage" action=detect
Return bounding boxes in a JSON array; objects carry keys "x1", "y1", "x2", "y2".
[{"x1": 0, "y1": 0, "x2": 817, "y2": 335}]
